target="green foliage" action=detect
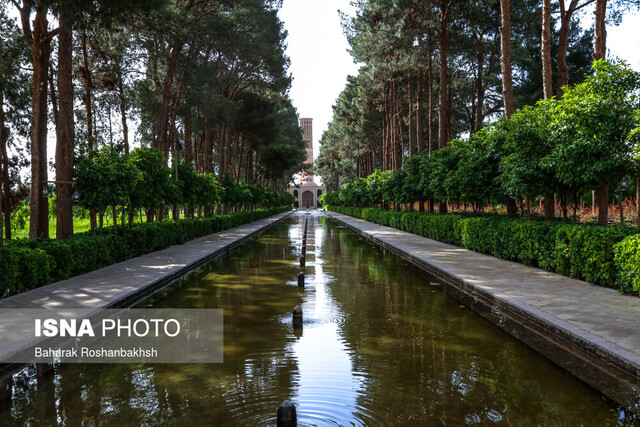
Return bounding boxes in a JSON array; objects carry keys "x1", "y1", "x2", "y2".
[
  {"x1": 258, "y1": 144, "x2": 306, "y2": 180},
  {"x1": 553, "y1": 224, "x2": 638, "y2": 285},
  {"x1": 319, "y1": 191, "x2": 340, "y2": 207},
  {"x1": 614, "y1": 235, "x2": 640, "y2": 293},
  {"x1": 497, "y1": 105, "x2": 557, "y2": 200},
  {"x1": 329, "y1": 206, "x2": 640, "y2": 290},
  {"x1": 546, "y1": 60, "x2": 640, "y2": 192},
  {"x1": 75, "y1": 144, "x2": 141, "y2": 213},
  {"x1": 316, "y1": 75, "x2": 383, "y2": 192},
  {"x1": 0, "y1": 246, "x2": 52, "y2": 295},
  {"x1": 130, "y1": 146, "x2": 177, "y2": 210},
  {"x1": 0, "y1": 207, "x2": 290, "y2": 297},
  {"x1": 325, "y1": 61, "x2": 640, "y2": 218},
  {"x1": 513, "y1": 15, "x2": 595, "y2": 108},
  {"x1": 218, "y1": 172, "x2": 286, "y2": 209},
  {"x1": 279, "y1": 191, "x2": 295, "y2": 206},
  {"x1": 75, "y1": 147, "x2": 286, "y2": 218}
]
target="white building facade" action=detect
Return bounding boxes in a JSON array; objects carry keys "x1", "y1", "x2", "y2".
[{"x1": 288, "y1": 118, "x2": 325, "y2": 208}]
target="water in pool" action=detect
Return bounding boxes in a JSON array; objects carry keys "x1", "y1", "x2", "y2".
[{"x1": 2, "y1": 211, "x2": 634, "y2": 425}]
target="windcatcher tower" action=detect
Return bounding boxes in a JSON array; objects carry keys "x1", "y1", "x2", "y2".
[{"x1": 300, "y1": 118, "x2": 313, "y2": 177}]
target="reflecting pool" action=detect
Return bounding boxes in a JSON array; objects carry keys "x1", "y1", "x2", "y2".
[{"x1": 2, "y1": 211, "x2": 633, "y2": 425}]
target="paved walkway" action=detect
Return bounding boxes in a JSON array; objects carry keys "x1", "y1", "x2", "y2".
[
  {"x1": 326, "y1": 211, "x2": 640, "y2": 409},
  {"x1": 0, "y1": 211, "x2": 292, "y2": 310}
]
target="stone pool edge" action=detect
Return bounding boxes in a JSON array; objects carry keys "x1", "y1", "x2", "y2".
[{"x1": 325, "y1": 211, "x2": 640, "y2": 413}]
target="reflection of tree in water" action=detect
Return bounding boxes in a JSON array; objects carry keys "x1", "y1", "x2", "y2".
[
  {"x1": 319, "y1": 218, "x2": 627, "y2": 425},
  {"x1": 3, "y1": 220, "x2": 303, "y2": 425}
]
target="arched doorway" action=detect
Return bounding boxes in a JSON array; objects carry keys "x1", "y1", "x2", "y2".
[{"x1": 301, "y1": 190, "x2": 314, "y2": 208}]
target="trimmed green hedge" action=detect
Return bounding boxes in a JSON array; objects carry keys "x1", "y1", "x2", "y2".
[
  {"x1": 614, "y1": 235, "x2": 640, "y2": 293},
  {"x1": 0, "y1": 207, "x2": 290, "y2": 297},
  {"x1": 329, "y1": 206, "x2": 640, "y2": 292}
]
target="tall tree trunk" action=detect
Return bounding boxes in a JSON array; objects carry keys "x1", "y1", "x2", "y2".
[
  {"x1": 428, "y1": 30, "x2": 435, "y2": 155},
  {"x1": 416, "y1": 70, "x2": 424, "y2": 154},
  {"x1": 506, "y1": 199, "x2": 517, "y2": 218},
  {"x1": 0, "y1": 92, "x2": 5, "y2": 247},
  {"x1": 541, "y1": 0, "x2": 555, "y2": 221},
  {"x1": 500, "y1": 0, "x2": 515, "y2": 118},
  {"x1": 81, "y1": 30, "x2": 94, "y2": 151},
  {"x1": 155, "y1": 37, "x2": 184, "y2": 156},
  {"x1": 81, "y1": 27, "x2": 97, "y2": 230},
  {"x1": 388, "y1": 88, "x2": 392, "y2": 170},
  {"x1": 556, "y1": 6, "x2": 573, "y2": 96},
  {"x1": 499, "y1": 0, "x2": 518, "y2": 219},
  {"x1": 245, "y1": 149, "x2": 253, "y2": 182},
  {"x1": 194, "y1": 109, "x2": 201, "y2": 172},
  {"x1": 223, "y1": 125, "x2": 231, "y2": 178},
  {"x1": 48, "y1": 65, "x2": 58, "y2": 128},
  {"x1": 438, "y1": 7, "x2": 450, "y2": 148},
  {"x1": 474, "y1": 50, "x2": 485, "y2": 132},
  {"x1": 593, "y1": 0, "x2": 607, "y2": 60},
  {"x1": 598, "y1": 185, "x2": 609, "y2": 225},
  {"x1": 437, "y1": 8, "x2": 450, "y2": 213},
  {"x1": 541, "y1": 0, "x2": 553, "y2": 100},
  {"x1": 55, "y1": 13, "x2": 74, "y2": 240},
  {"x1": 393, "y1": 79, "x2": 402, "y2": 170},
  {"x1": 107, "y1": 102, "x2": 113, "y2": 145},
  {"x1": 593, "y1": 0, "x2": 609, "y2": 225},
  {"x1": 29, "y1": 9, "x2": 51, "y2": 240},
  {"x1": 408, "y1": 75, "x2": 414, "y2": 158},
  {"x1": 117, "y1": 71, "x2": 129, "y2": 154},
  {"x1": 184, "y1": 111, "x2": 193, "y2": 219},
  {"x1": 184, "y1": 111, "x2": 193, "y2": 164},
  {"x1": 383, "y1": 94, "x2": 390, "y2": 170},
  {"x1": 169, "y1": 78, "x2": 181, "y2": 222},
  {"x1": 544, "y1": 194, "x2": 555, "y2": 221},
  {"x1": 169, "y1": 73, "x2": 185, "y2": 154},
  {"x1": 204, "y1": 124, "x2": 213, "y2": 175},
  {"x1": 236, "y1": 135, "x2": 245, "y2": 180},
  {"x1": 1, "y1": 113, "x2": 10, "y2": 240}
]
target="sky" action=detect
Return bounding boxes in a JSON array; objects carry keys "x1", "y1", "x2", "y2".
[
  {"x1": 278, "y1": 2, "x2": 640, "y2": 164},
  {"x1": 278, "y1": 0, "x2": 359, "y2": 164}
]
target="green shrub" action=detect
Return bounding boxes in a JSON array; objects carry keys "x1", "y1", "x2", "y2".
[
  {"x1": 0, "y1": 247, "x2": 20, "y2": 295},
  {"x1": 15, "y1": 247, "x2": 52, "y2": 293},
  {"x1": 38, "y1": 240, "x2": 74, "y2": 282},
  {"x1": 614, "y1": 235, "x2": 640, "y2": 293},
  {"x1": 554, "y1": 225, "x2": 637, "y2": 287},
  {"x1": 329, "y1": 206, "x2": 640, "y2": 290}
]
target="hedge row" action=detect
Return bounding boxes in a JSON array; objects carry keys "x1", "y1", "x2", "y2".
[
  {"x1": 0, "y1": 207, "x2": 290, "y2": 297},
  {"x1": 329, "y1": 206, "x2": 640, "y2": 293}
]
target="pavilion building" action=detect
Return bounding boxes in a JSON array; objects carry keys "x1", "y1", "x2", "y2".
[{"x1": 288, "y1": 118, "x2": 325, "y2": 208}]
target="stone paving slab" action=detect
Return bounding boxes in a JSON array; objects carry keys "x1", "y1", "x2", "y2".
[
  {"x1": 326, "y1": 211, "x2": 640, "y2": 409},
  {"x1": 0, "y1": 211, "x2": 292, "y2": 310}
]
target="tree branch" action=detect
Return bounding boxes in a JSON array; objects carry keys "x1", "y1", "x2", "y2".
[
  {"x1": 573, "y1": 0, "x2": 597, "y2": 13},
  {"x1": 48, "y1": 27, "x2": 60, "y2": 39}
]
